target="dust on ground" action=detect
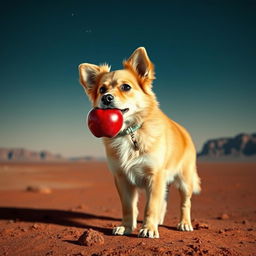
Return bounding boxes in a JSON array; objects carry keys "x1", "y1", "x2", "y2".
[{"x1": 0, "y1": 162, "x2": 255, "y2": 256}]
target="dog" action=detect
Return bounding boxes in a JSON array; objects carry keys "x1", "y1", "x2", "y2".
[{"x1": 78, "y1": 47, "x2": 201, "y2": 238}]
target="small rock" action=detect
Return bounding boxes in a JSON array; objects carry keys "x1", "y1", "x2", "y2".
[
  {"x1": 137, "y1": 242, "x2": 146, "y2": 246},
  {"x1": 193, "y1": 237, "x2": 202, "y2": 244},
  {"x1": 76, "y1": 204, "x2": 86, "y2": 210},
  {"x1": 242, "y1": 220, "x2": 249, "y2": 225},
  {"x1": 194, "y1": 222, "x2": 209, "y2": 230},
  {"x1": 188, "y1": 244, "x2": 200, "y2": 252},
  {"x1": 247, "y1": 228, "x2": 253, "y2": 231},
  {"x1": 151, "y1": 247, "x2": 165, "y2": 253},
  {"x1": 26, "y1": 186, "x2": 52, "y2": 194},
  {"x1": 57, "y1": 234, "x2": 62, "y2": 239},
  {"x1": 32, "y1": 224, "x2": 39, "y2": 230},
  {"x1": 218, "y1": 213, "x2": 229, "y2": 220},
  {"x1": 78, "y1": 229, "x2": 104, "y2": 246}
]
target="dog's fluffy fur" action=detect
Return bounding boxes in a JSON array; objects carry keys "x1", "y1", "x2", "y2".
[{"x1": 79, "y1": 47, "x2": 201, "y2": 238}]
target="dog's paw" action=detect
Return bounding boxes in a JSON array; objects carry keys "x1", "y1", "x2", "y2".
[
  {"x1": 138, "y1": 224, "x2": 159, "y2": 238},
  {"x1": 177, "y1": 221, "x2": 193, "y2": 231},
  {"x1": 112, "y1": 226, "x2": 133, "y2": 236}
]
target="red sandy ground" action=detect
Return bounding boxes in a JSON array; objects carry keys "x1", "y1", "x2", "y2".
[{"x1": 0, "y1": 162, "x2": 255, "y2": 256}]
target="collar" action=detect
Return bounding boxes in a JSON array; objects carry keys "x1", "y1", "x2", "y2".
[
  {"x1": 117, "y1": 123, "x2": 142, "y2": 151},
  {"x1": 119, "y1": 123, "x2": 142, "y2": 136}
]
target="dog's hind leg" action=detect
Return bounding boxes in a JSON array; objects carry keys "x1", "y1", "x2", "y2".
[
  {"x1": 177, "y1": 185, "x2": 193, "y2": 231},
  {"x1": 176, "y1": 166, "x2": 197, "y2": 231},
  {"x1": 112, "y1": 174, "x2": 138, "y2": 236}
]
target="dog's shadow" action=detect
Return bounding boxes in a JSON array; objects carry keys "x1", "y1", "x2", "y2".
[
  {"x1": 0, "y1": 207, "x2": 121, "y2": 236},
  {"x1": 0, "y1": 207, "x2": 177, "y2": 240}
]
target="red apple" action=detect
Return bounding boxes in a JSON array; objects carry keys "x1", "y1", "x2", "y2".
[{"x1": 87, "y1": 108, "x2": 123, "y2": 138}]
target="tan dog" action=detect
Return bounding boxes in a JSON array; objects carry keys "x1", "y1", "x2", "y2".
[{"x1": 79, "y1": 47, "x2": 201, "y2": 238}]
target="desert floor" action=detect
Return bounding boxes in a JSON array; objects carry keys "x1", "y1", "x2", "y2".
[{"x1": 0, "y1": 162, "x2": 255, "y2": 256}]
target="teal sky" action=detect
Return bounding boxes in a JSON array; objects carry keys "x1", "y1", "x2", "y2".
[{"x1": 0, "y1": 0, "x2": 256, "y2": 157}]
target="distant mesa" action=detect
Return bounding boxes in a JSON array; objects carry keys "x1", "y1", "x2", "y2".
[
  {"x1": 1, "y1": 133, "x2": 255, "y2": 162},
  {"x1": 0, "y1": 148, "x2": 96, "y2": 162},
  {"x1": 69, "y1": 156, "x2": 101, "y2": 162},
  {"x1": 0, "y1": 148, "x2": 65, "y2": 162},
  {"x1": 198, "y1": 133, "x2": 256, "y2": 161}
]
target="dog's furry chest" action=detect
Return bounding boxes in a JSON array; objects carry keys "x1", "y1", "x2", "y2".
[{"x1": 106, "y1": 136, "x2": 153, "y2": 187}]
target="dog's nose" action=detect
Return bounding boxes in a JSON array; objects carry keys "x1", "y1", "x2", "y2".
[{"x1": 101, "y1": 94, "x2": 114, "y2": 106}]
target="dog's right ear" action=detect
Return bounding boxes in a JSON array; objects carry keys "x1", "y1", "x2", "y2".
[
  {"x1": 123, "y1": 47, "x2": 155, "y2": 94},
  {"x1": 78, "y1": 63, "x2": 110, "y2": 92}
]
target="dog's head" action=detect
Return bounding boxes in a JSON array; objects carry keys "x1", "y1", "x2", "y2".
[{"x1": 79, "y1": 47, "x2": 157, "y2": 124}]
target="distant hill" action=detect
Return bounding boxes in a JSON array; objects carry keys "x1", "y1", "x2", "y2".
[
  {"x1": 2, "y1": 133, "x2": 256, "y2": 162},
  {"x1": 0, "y1": 148, "x2": 100, "y2": 162},
  {"x1": 0, "y1": 148, "x2": 66, "y2": 162},
  {"x1": 198, "y1": 133, "x2": 256, "y2": 161},
  {"x1": 69, "y1": 156, "x2": 104, "y2": 162}
]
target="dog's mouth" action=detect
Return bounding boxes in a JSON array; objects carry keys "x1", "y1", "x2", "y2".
[
  {"x1": 120, "y1": 108, "x2": 129, "y2": 114},
  {"x1": 98, "y1": 106, "x2": 129, "y2": 114}
]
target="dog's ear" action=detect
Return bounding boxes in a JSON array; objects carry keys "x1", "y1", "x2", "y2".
[
  {"x1": 123, "y1": 47, "x2": 155, "y2": 93},
  {"x1": 79, "y1": 63, "x2": 110, "y2": 92}
]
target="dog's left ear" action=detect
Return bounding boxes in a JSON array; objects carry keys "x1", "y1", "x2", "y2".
[{"x1": 123, "y1": 47, "x2": 155, "y2": 93}]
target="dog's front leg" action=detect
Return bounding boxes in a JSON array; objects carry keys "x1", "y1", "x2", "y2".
[
  {"x1": 139, "y1": 172, "x2": 166, "y2": 238},
  {"x1": 112, "y1": 173, "x2": 138, "y2": 236}
]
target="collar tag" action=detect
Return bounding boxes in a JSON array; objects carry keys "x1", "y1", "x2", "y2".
[
  {"x1": 119, "y1": 124, "x2": 141, "y2": 151},
  {"x1": 130, "y1": 132, "x2": 139, "y2": 151}
]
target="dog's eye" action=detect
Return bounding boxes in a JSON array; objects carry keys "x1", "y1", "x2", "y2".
[
  {"x1": 99, "y1": 86, "x2": 107, "y2": 94},
  {"x1": 121, "y1": 84, "x2": 131, "y2": 92}
]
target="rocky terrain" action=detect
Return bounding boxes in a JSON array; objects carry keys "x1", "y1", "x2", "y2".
[
  {"x1": 1, "y1": 132, "x2": 256, "y2": 162},
  {"x1": 0, "y1": 162, "x2": 255, "y2": 256},
  {"x1": 198, "y1": 133, "x2": 256, "y2": 159}
]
